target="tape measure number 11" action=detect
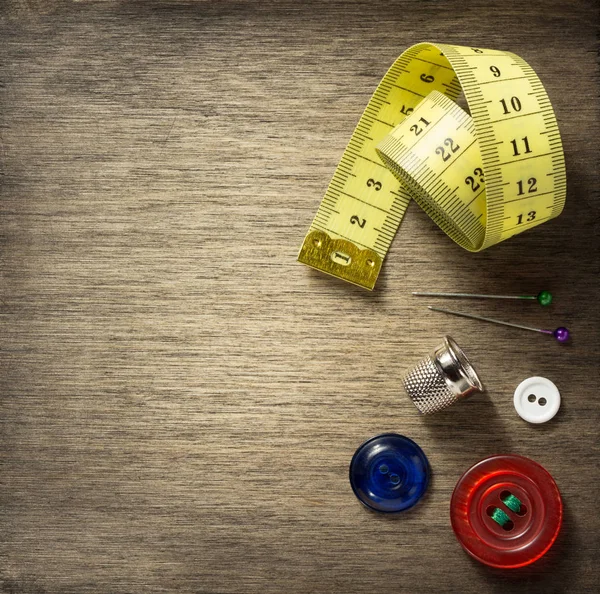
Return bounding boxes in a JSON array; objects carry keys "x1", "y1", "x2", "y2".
[{"x1": 298, "y1": 43, "x2": 566, "y2": 290}]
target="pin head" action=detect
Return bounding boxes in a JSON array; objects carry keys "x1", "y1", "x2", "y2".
[
  {"x1": 536, "y1": 291, "x2": 553, "y2": 306},
  {"x1": 553, "y1": 327, "x2": 570, "y2": 343}
]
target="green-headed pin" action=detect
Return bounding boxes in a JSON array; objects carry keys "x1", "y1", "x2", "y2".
[
  {"x1": 412, "y1": 290, "x2": 553, "y2": 307},
  {"x1": 536, "y1": 290, "x2": 553, "y2": 306}
]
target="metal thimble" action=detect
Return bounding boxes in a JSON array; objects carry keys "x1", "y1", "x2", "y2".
[{"x1": 402, "y1": 336, "x2": 484, "y2": 414}]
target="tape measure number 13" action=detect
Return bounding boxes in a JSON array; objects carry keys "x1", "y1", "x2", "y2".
[{"x1": 298, "y1": 43, "x2": 566, "y2": 290}]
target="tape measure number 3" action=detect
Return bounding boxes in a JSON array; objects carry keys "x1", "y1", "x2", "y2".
[{"x1": 297, "y1": 43, "x2": 566, "y2": 290}]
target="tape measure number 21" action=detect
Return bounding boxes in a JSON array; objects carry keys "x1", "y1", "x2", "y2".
[{"x1": 298, "y1": 43, "x2": 566, "y2": 290}]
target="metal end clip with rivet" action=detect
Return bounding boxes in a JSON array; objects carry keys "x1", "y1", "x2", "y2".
[{"x1": 402, "y1": 336, "x2": 484, "y2": 414}]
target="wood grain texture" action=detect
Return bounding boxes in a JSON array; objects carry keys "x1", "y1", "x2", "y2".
[{"x1": 0, "y1": 1, "x2": 598, "y2": 593}]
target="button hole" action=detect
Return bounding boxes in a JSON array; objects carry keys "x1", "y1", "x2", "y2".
[
  {"x1": 528, "y1": 394, "x2": 536, "y2": 402},
  {"x1": 500, "y1": 490, "x2": 526, "y2": 516},
  {"x1": 538, "y1": 397, "x2": 547, "y2": 406},
  {"x1": 487, "y1": 505, "x2": 515, "y2": 531}
]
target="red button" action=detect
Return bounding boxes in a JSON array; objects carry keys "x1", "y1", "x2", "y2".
[{"x1": 450, "y1": 455, "x2": 562, "y2": 568}]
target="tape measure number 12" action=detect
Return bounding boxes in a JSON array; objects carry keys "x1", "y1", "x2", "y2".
[{"x1": 298, "y1": 43, "x2": 566, "y2": 290}]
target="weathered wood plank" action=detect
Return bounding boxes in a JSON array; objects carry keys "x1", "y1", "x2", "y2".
[{"x1": 0, "y1": 1, "x2": 598, "y2": 592}]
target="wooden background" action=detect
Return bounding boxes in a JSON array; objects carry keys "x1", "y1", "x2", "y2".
[{"x1": 1, "y1": 1, "x2": 598, "y2": 592}]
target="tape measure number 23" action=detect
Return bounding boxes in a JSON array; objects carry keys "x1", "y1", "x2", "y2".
[{"x1": 298, "y1": 43, "x2": 566, "y2": 290}]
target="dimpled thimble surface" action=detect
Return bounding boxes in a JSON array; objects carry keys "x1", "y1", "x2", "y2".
[{"x1": 402, "y1": 336, "x2": 484, "y2": 414}]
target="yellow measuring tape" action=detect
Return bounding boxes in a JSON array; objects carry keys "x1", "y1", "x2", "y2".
[{"x1": 298, "y1": 43, "x2": 566, "y2": 290}]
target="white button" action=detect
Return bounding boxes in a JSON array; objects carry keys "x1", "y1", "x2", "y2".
[{"x1": 513, "y1": 377, "x2": 560, "y2": 424}]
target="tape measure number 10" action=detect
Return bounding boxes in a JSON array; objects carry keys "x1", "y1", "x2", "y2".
[{"x1": 298, "y1": 43, "x2": 566, "y2": 290}]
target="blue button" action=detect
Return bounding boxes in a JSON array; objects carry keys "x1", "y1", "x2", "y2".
[{"x1": 349, "y1": 433, "x2": 430, "y2": 513}]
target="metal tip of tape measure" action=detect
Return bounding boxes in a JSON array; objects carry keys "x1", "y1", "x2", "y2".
[{"x1": 297, "y1": 230, "x2": 381, "y2": 290}]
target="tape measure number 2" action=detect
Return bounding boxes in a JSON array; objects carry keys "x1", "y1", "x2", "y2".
[{"x1": 298, "y1": 43, "x2": 566, "y2": 290}]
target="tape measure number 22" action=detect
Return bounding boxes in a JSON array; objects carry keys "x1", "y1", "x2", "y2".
[{"x1": 298, "y1": 43, "x2": 566, "y2": 290}]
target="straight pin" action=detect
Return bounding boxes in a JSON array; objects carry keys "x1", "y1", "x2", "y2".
[
  {"x1": 427, "y1": 306, "x2": 570, "y2": 343},
  {"x1": 412, "y1": 290, "x2": 553, "y2": 306}
]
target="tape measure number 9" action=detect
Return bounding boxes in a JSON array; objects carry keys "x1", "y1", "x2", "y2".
[{"x1": 298, "y1": 43, "x2": 566, "y2": 290}]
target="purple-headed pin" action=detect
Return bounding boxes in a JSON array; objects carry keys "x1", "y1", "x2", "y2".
[{"x1": 428, "y1": 306, "x2": 570, "y2": 344}]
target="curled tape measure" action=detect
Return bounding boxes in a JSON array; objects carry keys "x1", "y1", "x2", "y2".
[{"x1": 298, "y1": 43, "x2": 566, "y2": 290}]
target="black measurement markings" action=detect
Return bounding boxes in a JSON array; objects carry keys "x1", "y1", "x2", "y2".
[
  {"x1": 470, "y1": 100, "x2": 494, "y2": 110},
  {"x1": 445, "y1": 192, "x2": 478, "y2": 219},
  {"x1": 459, "y1": 80, "x2": 484, "y2": 92},
  {"x1": 423, "y1": 174, "x2": 447, "y2": 197},
  {"x1": 406, "y1": 111, "x2": 451, "y2": 151},
  {"x1": 463, "y1": 211, "x2": 486, "y2": 232},
  {"x1": 337, "y1": 155, "x2": 356, "y2": 166},
  {"x1": 389, "y1": 83, "x2": 426, "y2": 98},
  {"x1": 375, "y1": 222, "x2": 401, "y2": 242},
  {"x1": 353, "y1": 130, "x2": 374, "y2": 141},
  {"x1": 477, "y1": 75, "x2": 529, "y2": 85},
  {"x1": 466, "y1": 186, "x2": 486, "y2": 207},
  {"x1": 368, "y1": 100, "x2": 391, "y2": 111},
  {"x1": 416, "y1": 167, "x2": 437, "y2": 192},
  {"x1": 328, "y1": 178, "x2": 348, "y2": 190},
  {"x1": 315, "y1": 208, "x2": 339, "y2": 219},
  {"x1": 440, "y1": 187, "x2": 462, "y2": 211},
  {"x1": 454, "y1": 115, "x2": 474, "y2": 131},
  {"x1": 310, "y1": 221, "x2": 332, "y2": 234},
  {"x1": 314, "y1": 215, "x2": 336, "y2": 227},
  {"x1": 354, "y1": 153, "x2": 388, "y2": 168},
  {"x1": 372, "y1": 118, "x2": 395, "y2": 127},
  {"x1": 389, "y1": 189, "x2": 409, "y2": 199},
  {"x1": 336, "y1": 190, "x2": 390, "y2": 214},
  {"x1": 373, "y1": 226, "x2": 395, "y2": 241},
  {"x1": 497, "y1": 151, "x2": 552, "y2": 167},
  {"x1": 540, "y1": 127, "x2": 561, "y2": 135},
  {"x1": 502, "y1": 216, "x2": 550, "y2": 234},
  {"x1": 442, "y1": 82, "x2": 462, "y2": 96},
  {"x1": 452, "y1": 65, "x2": 478, "y2": 73},
  {"x1": 453, "y1": 207, "x2": 484, "y2": 230},
  {"x1": 432, "y1": 185, "x2": 459, "y2": 209},
  {"x1": 388, "y1": 204, "x2": 410, "y2": 219},
  {"x1": 437, "y1": 138, "x2": 478, "y2": 177},
  {"x1": 452, "y1": 209, "x2": 485, "y2": 235},
  {"x1": 321, "y1": 194, "x2": 340, "y2": 208},
  {"x1": 502, "y1": 190, "x2": 555, "y2": 205},
  {"x1": 480, "y1": 138, "x2": 505, "y2": 147},
  {"x1": 488, "y1": 111, "x2": 539, "y2": 125},
  {"x1": 478, "y1": 132, "x2": 503, "y2": 145},
  {"x1": 412, "y1": 56, "x2": 454, "y2": 70}
]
